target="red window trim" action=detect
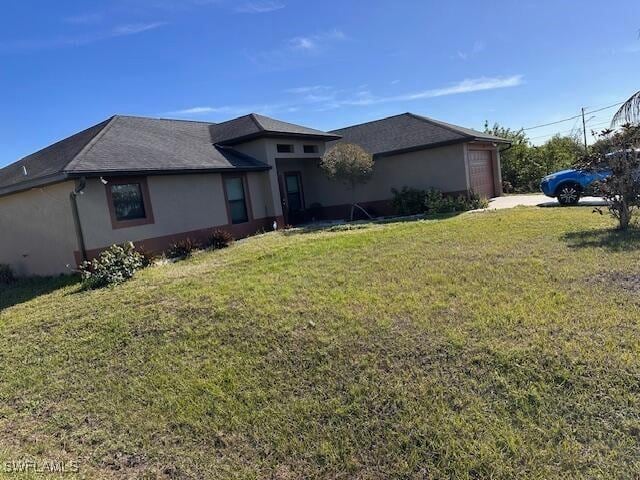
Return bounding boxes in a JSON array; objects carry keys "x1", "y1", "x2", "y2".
[{"x1": 105, "y1": 176, "x2": 155, "y2": 230}]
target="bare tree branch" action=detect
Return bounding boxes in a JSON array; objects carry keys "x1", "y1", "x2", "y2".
[{"x1": 612, "y1": 90, "x2": 640, "y2": 127}]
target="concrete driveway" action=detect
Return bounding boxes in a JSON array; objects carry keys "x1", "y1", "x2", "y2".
[{"x1": 487, "y1": 194, "x2": 608, "y2": 210}]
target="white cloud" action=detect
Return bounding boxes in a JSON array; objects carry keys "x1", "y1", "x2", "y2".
[
  {"x1": 167, "y1": 107, "x2": 224, "y2": 115},
  {"x1": 165, "y1": 102, "x2": 289, "y2": 117},
  {"x1": 290, "y1": 37, "x2": 316, "y2": 50},
  {"x1": 165, "y1": 75, "x2": 523, "y2": 118},
  {"x1": 456, "y1": 41, "x2": 485, "y2": 61},
  {"x1": 288, "y1": 29, "x2": 346, "y2": 52},
  {"x1": 334, "y1": 75, "x2": 524, "y2": 107},
  {"x1": 236, "y1": 1, "x2": 285, "y2": 14},
  {"x1": 285, "y1": 85, "x2": 332, "y2": 94},
  {"x1": 112, "y1": 22, "x2": 167, "y2": 36},
  {"x1": 0, "y1": 21, "x2": 166, "y2": 52}
]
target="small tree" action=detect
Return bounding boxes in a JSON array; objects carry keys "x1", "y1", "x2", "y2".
[
  {"x1": 579, "y1": 125, "x2": 640, "y2": 230},
  {"x1": 321, "y1": 143, "x2": 374, "y2": 220}
]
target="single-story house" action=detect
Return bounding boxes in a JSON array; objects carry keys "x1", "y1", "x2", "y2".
[{"x1": 0, "y1": 112, "x2": 508, "y2": 276}]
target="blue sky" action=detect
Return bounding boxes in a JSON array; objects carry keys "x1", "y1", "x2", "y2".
[{"x1": 1, "y1": 0, "x2": 639, "y2": 166}]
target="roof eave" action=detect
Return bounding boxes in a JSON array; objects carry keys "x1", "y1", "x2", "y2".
[
  {"x1": 217, "y1": 131, "x2": 341, "y2": 146},
  {"x1": 470, "y1": 136, "x2": 512, "y2": 145},
  {"x1": 372, "y1": 138, "x2": 471, "y2": 158},
  {"x1": 65, "y1": 165, "x2": 272, "y2": 178},
  {"x1": 0, "y1": 172, "x2": 71, "y2": 198}
]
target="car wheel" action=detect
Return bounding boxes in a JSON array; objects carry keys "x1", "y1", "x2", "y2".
[{"x1": 557, "y1": 183, "x2": 581, "y2": 206}]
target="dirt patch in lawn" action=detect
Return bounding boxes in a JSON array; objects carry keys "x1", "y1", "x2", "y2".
[{"x1": 588, "y1": 272, "x2": 640, "y2": 293}]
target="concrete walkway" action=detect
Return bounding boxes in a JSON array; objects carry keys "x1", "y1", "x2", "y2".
[{"x1": 487, "y1": 194, "x2": 607, "y2": 210}]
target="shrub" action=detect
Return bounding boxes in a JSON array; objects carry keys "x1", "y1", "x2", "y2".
[
  {"x1": 423, "y1": 188, "x2": 446, "y2": 214},
  {"x1": 467, "y1": 191, "x2": 490, "y2": 210},
  {"x1": 0, "y1": 264, "x2": 15, "y2": 285},
  {"x1": 391, "y1": 187, "x2": 427, "y2": 216},
  {"x1": 167, "y1": 238, "x2": 199, "y2": 259},
  {"x1": 79, "y1": 242, "x2": 145, "y2": 289},
  {"x1": 136, "y1": 247, "x2": 156, "y2": 267},
  {"x1": 394, "y1": 186, "x2": 489, "y2": 216},
  {"x1": 207, "y1": 229, "x2": 234, "y2": 250}
]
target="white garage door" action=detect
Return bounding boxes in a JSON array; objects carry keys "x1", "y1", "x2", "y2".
[{"x1": 468, "y1": 150, "x2": 495, "y2": 198}]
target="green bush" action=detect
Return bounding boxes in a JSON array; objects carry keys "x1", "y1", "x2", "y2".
[
  {"x1": 167, "y1": 238, "x2": 199, "y2": 259},
  {"x1": 467, "y1": 191, "x2": 490, "y2": 210},
  {"x1": 393, "y1": 187, "x2": 489, "y2": 216},
  {"x1": 391, "y1": 187, "x2": 427, "y2": 216},
  {"x1": 79, "y1": 242, "x2": 145, "y2": 289},
  {"x1": 0, "y1": 264, "x2": 15, "y2": 285},
  {"x1": 206, "y1": 229, "x2": 234, "y2": 250}
]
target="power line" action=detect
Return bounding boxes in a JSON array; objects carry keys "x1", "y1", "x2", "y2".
[
  {"x1": 528, "y1": 120, "x2": 612, "y2": 141},
  {"x1": 521, "y1": 101, "x2": 625, "y2": 131}
]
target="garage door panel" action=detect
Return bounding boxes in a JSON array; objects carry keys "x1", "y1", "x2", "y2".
[{"x1": 468, "y1": 150, "x2": 494, "y2": 198}]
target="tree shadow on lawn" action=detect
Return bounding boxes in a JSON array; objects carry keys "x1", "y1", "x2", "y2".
[
  {"x1": 0, "y1": 275, "x2": 80, "y2": 311},
  {"x1": 564, "y1": 227, "x2": 640, "y2": 251},
  {"x1": 283, "y1": 212, "x2": 463, "y2": 236}
]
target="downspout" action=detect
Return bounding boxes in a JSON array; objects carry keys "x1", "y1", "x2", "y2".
[
  {"x1": 69, "y1": 177, "x2": 87, "y2": 263},
  {"x1": 499, "y1": 143, "x2": 513, "y2": 154}
]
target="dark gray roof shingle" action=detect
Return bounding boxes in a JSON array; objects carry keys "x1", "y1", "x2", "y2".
[
  {"x1": 65, "y1": 116, "x2": 269, "y2": 174},
  {"x1": 0, "y1": 115, "x2": 271, "y2": 196},
  {"x1": 210, "y1": 113, "x2": 340, "y2": 144},
  {"x1": 0, "y1": 119, "x2": 112, "y2": 191},
  {"x1": 330, "y1": 113, "x2": 509, "y2": 156}
]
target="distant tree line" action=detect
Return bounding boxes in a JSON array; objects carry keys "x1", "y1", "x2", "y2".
[{"x1": 484, "y1": 122, "x2": 584, "y2": 193}]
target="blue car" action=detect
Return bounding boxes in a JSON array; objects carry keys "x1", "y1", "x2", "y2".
[{"x1": 540, "y1": 168, "x2": 610, "y2": 205}]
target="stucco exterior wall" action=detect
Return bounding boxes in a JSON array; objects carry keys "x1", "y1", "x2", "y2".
[
  {"x1": 234, "y1": 138, "x2": 328, "y2": 220},
  {"x1": 76, "y1": 171, "x2": 273, "y2": 252},
  {"x1": 0, "y1": 181, "x2": 78, "y2": 277},
  {"x1": 276, "y1": 143, "x2": 469, "y2": 209}
]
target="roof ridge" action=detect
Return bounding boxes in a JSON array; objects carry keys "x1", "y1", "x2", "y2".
[
  {"x1": 64, "y1": 116, "x2": 118, "y2": 172},
  {"x1": 329, "y1": 113, "x2": 409, "y2": 132},
  {"x1": 117, "y1": 114, "x2": 216, "y2": 125},
  {"x1": 406, "y1": 113, "x2": 473, "y2": 139},
  {"x1": 248, "y1": 113, "x2": 266, "y2": 132}
]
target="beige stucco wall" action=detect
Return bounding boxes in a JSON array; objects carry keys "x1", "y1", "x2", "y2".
[
  {"x1": 234, "y1": 138, "x2": 328, "y2": 218},
  {"x1": 276, "y1": 142, "x2": 469, "y2": 208},
  {"x1": 76, "y1": 171, "x2": 272, "y2": 251},
  {"x1": 0, "y1": 181, "x2": 78, "y2": 277}
]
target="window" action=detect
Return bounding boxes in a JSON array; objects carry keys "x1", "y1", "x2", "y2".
[
  {"x1": 224, "y1": 176, "x2": 249, "y2": 224},
  {"x1": 285, "y1": 173, "x2": 303, "y2": 212},
  {"x1": 111, "y1": 183, "x2": 146, "y2": 221},
  {"x1": 277, "y1": 144, "x2": 294, "y2": 153},
  {"x1": 303, "y1": 145, "x2": 318, "y2": 154},
  {"x1": 106, "y1": 177, "x2": 154, "y2": 229}
]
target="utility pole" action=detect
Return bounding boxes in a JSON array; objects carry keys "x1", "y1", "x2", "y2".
[{"x1": 581, "y1": 107, "x2": 588, "y2": 153}]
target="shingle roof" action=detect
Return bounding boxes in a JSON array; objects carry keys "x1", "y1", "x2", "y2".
[
  {"x1": 210, "y1": 113, "x2": 341, "y2": 144},
  {"x1": 330, "y1": 112, "x2": 509, "y2": 156},
  {"x1": 0, "y1": 115, "x2": 271, "y2": 196}
]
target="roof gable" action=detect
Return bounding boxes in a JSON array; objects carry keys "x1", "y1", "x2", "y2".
[
  {"x1": 0, "y1": 118, "x2": 112, "y2": 191},
  {"x1": 210, "y1": 113, "x2": 340, "y2": 144}
]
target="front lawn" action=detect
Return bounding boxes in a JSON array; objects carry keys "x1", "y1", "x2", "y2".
[{"x1": 1, "y1": 207, "x2": 639, "y2": 479}]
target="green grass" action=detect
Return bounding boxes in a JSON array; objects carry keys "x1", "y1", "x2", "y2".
[{"x1": 1, "y1": 207, "x2": 640, "y2": 479}]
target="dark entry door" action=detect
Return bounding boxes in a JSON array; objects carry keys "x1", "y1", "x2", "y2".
[{"x1": 283, "y1": 172, "x2": 305, "y2": 225}]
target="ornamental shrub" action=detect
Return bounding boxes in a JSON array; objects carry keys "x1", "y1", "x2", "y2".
[
  {"x1": 79, "y1": 242, "x2": 145, "y2": 289},
  {"x1": 206, "y1": 229, "x2": 234, "y2": 250}
]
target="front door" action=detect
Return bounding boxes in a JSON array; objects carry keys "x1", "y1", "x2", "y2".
[{"x1": 282, "y1": 172, "x2": 305, "y2": 225}]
